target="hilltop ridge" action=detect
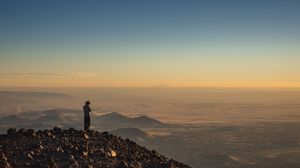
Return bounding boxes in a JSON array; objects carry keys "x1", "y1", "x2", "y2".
[{"x1": 0, "y1": 128, "x2": 191, "y2": 168}]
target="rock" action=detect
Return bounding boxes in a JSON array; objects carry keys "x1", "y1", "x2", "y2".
[
  {"x1": 0, "y1": 152, "x2": 12, "y2": 168},
  {"x1": 48, "y1": 157, "x2": 57, "y2": 168},
  {"x1": 83, "y1": 133, "x2": 89, "y2": 139},
  {"x1": 69, "y1": 161, "x2": 79, "y2": 168},
  {"x1": 17, "y1": 128, "x2": 25, "y2": 134},
  {"x1": 69, "y1": 154, "x2": 75, "y2": 161},
  {"x1": 24, "y1": 129, "x2": 35, "y2": 136},
  {"x1": 39, "y1": 144, "x2": 44, "y2": 150},
  {"x1": 27, "y1": 152, "x2": 33, "y2": 159},
  {"x1": 6, "y1": 128, "x2": 16, "y2": 136},
  {"x1": 86, "y1": 164, "x2": 93, "y2": 168},
  {"x1": 83, "y1": 151, "x2": 88, "y2": 156},
  {"x1": 53, "y1": 127, "x2": 62, "y2": 134},
  {"x1": 117, "y1": 160, "x2": 129, "y2": 168},
  {"x1": 45, "y1": 130, "x2": 52, "y2": 137},
  {"x1": 109, "y1": 149, "x2": 117, "y2": 157}
]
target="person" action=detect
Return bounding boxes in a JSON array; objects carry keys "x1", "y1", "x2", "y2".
[{"x1": 83, "y1": 101, "x2": 92, "y2": 131}]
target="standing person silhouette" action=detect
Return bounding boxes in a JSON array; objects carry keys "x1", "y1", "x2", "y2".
[{"x1": 83, "y1": 101, "x2": 92, "y2": 131}]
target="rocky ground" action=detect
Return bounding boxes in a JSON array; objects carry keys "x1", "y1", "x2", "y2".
[{"x1": 0, "y1": 128, "x2": 191, "y2": 168}]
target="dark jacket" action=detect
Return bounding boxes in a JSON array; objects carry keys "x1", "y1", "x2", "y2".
[{"x1": 83, "y1": 104, "x2": 91, "y2": 117}]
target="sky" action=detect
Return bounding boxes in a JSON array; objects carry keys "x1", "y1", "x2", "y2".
[{"x1": 0, "y1": 0, "x2": 299, "y2": 87}]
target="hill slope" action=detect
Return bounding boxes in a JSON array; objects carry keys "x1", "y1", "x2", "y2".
[
  {"x1": 94, "y1": 112, "x2": 167, "y2": 129},
  {"x1": 0, "y1": 128, "x2": 191, "y2": 168}
]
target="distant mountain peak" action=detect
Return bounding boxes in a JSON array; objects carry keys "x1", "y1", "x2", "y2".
[
  {"x1": 109, "y1": 111, "x2": 124, "y2": 116},
  {"x1": 132, "y1": 115, "x2": 163, "y2": 124},
  {"x1": 99, "y1": 112, "x2": 130, "y2": 119}
]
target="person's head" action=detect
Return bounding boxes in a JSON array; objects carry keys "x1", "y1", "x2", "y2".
[{"x1": 85, "y1": 101, "x2": 90, "y2": 105}]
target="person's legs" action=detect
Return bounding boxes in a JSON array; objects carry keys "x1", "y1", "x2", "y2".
[
  {"x1": 84, "y1": 116, "x2": 86, "y2": 130},
  {"x1": 84, "y1": 116, "x2": 91, "y2": 131},
  {"x1": 87, "y1": 116, "x2": 90, "y2": 130}
]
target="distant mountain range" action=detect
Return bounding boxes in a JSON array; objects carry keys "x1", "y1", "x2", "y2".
[
  {"x1": 0, "y1": 109, "x2": 167, "y2": 133},
  {"x1": 94, "y1": 111, "x2": 167, "y2": 129}
]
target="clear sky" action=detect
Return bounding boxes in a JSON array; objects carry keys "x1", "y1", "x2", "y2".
[{"x1": 0, "y1": 0, "x2": 299, "y2": 87}]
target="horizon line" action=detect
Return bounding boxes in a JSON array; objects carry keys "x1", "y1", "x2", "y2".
[{"x1": 1, "y1": 86, "x2": 300, "y2": 89}]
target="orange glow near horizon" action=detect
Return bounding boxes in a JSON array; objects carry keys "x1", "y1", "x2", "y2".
[{"x1": 0, "y1": 77, "x2": 299, "y2": 88}]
